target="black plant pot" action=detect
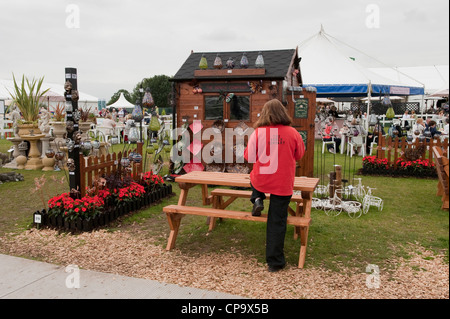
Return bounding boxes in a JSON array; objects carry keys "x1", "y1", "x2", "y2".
[
  {"x1": 40, "y1": 209, "x2": 48, "y2": 227},
  {"x1": 104, "y1": 212, "x2": 110, "y2": 225},
  {"x1": 96, "y1": 214, "x2": 104, "y2": 227},
  {"x1": 70, "y1": 220, "x2": 77, "y2": 232},
  {"x1": 76, "y1": 218, "x2": 83, "y2": 231},
  {"x1": 49, "y1": 215, "x2": 57, "y2": 228},
  {"x1": 57, "y1": 216, "x2": 64, "y2": 228},
  {"x1": 109, "y1": 209, "x2": 115, "y2": 222},
  {"x1": 149, "y1": 192, "x2": 154, "y2": 203},
  {"x1": 64, "y1": 219, "x2": 70, "y2": 231},
  {"x1": 137, "y1": 199, "x2": 141, "y2": 209},
  {"x1": 149, "y1": 193, "x2": 153, "y2": 205},
  {"x1": 83, "y1": 218, "x2": 93, "y2": 232}
]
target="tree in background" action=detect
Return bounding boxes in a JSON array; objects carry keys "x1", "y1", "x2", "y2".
[
  {"x1": 107, "y1": 75, "x2": 172, "y2": 114},
  {"x1": 132, "y1": 75, "x2": 172, "y2": 114},
  {"x1": 107, "y1": 89, "x2": 133, "y2": 106}
]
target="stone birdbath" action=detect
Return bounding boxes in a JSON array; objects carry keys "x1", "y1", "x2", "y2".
[{"x1": 21, "y1": 133, "x2": 45, "y2": 170}]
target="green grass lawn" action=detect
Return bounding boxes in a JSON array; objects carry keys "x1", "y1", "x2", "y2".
[{"x1": 0, "y1": 137, "x2": 448, "y2": 272}]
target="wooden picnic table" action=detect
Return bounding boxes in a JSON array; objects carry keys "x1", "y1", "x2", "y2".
[
  {"x1": 174, "y1": 171, "x2": 319, "y2": 205},
  {"x1": 163, "y1": 171, "x2": 320, "y2": 268}
]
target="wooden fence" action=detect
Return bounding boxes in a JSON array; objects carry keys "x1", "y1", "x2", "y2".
[
  {"x1": 79, "y1": 147, "x2": 143, "y2": 197},
  {"x1": 375, "y1": 135, "x2": 449, "y2": 168}
]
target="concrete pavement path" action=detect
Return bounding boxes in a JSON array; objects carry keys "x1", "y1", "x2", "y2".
[{"x1": 0, "y1": 254, "x2": 245, "y2": 299}]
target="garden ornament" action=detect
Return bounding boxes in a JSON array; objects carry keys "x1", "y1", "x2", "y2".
[{"x1": 67, "y1": 158, "x2": 76, "y2": 172}]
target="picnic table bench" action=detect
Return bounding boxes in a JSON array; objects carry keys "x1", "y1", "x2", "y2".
[
  {"x1": 162, "y1": 171, "x2": 319, "y2": 268},
  {"x1": 432, "y1": 146, "x2": 449, "y2": 210}
]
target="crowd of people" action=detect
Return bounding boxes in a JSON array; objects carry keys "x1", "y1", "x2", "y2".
[
  {"x1": 320, "y1": 105, "x2": 449, "y2": 155},
  {"x1": 96, "y1": 106, "x2": 160, "y2": 142}
]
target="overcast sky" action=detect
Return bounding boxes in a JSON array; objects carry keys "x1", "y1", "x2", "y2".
[{"x1": 0, "y1": 0, "x2": 448, "y2": 100}]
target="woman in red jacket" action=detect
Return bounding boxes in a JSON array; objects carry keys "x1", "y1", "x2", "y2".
[{"x1": 244, "y1": 99, "x2": 305, "y2": 272}]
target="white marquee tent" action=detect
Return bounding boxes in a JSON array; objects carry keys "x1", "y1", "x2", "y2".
[
  {"x1": 107, "y1": 92, "x2": 135, "y2": 112},
  {"x1": 0, "y1": 78, "x2": 99, "y2": 112},
  {"x1": 298, "y1": 27, "x2": 425, "y2": 98},
  {"x1": 369, "y1": 65, "x2": 449, "y2": 95}
]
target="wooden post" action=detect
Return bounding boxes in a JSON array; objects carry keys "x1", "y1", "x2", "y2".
[
  {"x1": 329, "y1": 171, "x2": 336, "y2": 199},
  {"x1": 334, "y1": 165, "x2": 342, "y2": 198}
]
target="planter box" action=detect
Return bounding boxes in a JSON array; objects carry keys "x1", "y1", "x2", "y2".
[{"x1": 36, "y1": 182, "x2": 174, "y2": 232}]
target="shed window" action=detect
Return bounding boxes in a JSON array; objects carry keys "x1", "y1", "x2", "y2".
[
  {"x1": 205, "y1": 96, "x2": 223, "y2": 120},
  {"x1": 204, "y1": 95, "x2": 250, "y2": 121},
  {"x1": 230, "y1": 95, "x2": 249, "y2": 121}
]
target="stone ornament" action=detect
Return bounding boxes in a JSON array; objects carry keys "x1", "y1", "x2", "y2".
[
  {"x1": 67, "y1": 158, "x2": 76, "y2": 172},
  {"x1": 71, "y1": 90, "x2": 79, "y2": 102},
  {"x1": 73, "y1": 131, "x2": 82, "y2": 144},
  {"x1": 66, "y1": 121, "x2": 75, "y2": 133},
  {"x1": 64, "y1": 80, "x2": 72, "y2": 92}
]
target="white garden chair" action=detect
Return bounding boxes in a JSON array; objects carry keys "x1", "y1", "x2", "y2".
[
  {"x1": 347, "y1": 135, "x2": 366, "y2": 157},
  {"x1": 362, "y1": 187, "x2": 384, "y2": 214},
  {"x1": 322, "y1": 137, "x2": 336, "y2": 154}
]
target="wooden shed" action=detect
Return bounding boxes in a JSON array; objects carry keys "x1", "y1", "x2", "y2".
[{"x1": 170, "y1": 48, "x2": 316, "y2": 177}]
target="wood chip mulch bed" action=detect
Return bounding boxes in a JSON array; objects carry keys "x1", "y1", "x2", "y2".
[{"x1": 0, "y1": 228, "x2": 448, "y2": 299}]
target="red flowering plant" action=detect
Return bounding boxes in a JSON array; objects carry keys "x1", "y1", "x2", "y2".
[
  {"x1": 141, "y1": 171, "x2": 165, "y2": 191},
  {"x1": 395, "y1": 158, "x2": 436, "y2": 175},
  {"x1": 114, "y1": 182, "x2": 145, "y2": 204},
  {"x1": 362, "y1": 156, "x2": 390, "y2": 171},
  {"x1": 47, "y1": 192, "x2": 106, "y2": 221}
]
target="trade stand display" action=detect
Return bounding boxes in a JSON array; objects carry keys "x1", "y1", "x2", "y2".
[{"x1": 170, "y1": 48, "x2": 317, "y2": 177}]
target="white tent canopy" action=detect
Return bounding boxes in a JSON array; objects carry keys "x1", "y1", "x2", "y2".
[
  {"x1": 430, "y1": 88, "x2": 449, "y2": 97},
  {"x1": 107, "y1": 92, "x2": 135, "y2": 110},
  {"x1": 298, "y1": 26, "x2": 427, "y2": 132},
  {"x1": 298, "y1": 26, "x2": 425, "y2": 97},
  {"x1": 369, "y1": 65, "x2": 449, "y2": 94},
  {"x1": 0, "y1": 78, "x2": 99, "y2": 112}
]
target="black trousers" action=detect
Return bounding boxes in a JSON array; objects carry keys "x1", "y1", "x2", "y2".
[{"x1": 251, "y1": 184, "x2": 292, "y2": 268}]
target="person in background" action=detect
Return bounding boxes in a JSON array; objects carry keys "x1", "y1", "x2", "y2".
[
  {"x1": 102, "y1": 114, "x2": 116, "y2": 136},
  {"x1": 443, "y1": 117, "x2": 449, "y2": 136},
  {"x1": 244, "y1": 99, "x2": 305, "y2": 273},
  {"x1": 118, "y1": 108, "x2": 124, "y2": 123},
  {"x1": 122, "y1": 114, "x2": 134, "y2": 142},
  {"x1": 323, "y1": 117, "x2": 341, "y2": 154},
  {"x1": 111, "y1": 108, "x2": 118, "y2": 122},
  {"x1": 427, "y1": 120, "x2": 441, "y2": 139},
  {"x1": 402, "y1": 110, "x2": 411, "y2": 129},
  {"x1": 411, "y1": 117, "x2": 425, "y2": 142},
  {"x1": 328, "y1": 105, "x2": 339, "y2": 118}
]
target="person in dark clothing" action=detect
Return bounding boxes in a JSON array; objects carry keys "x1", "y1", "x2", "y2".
[{"x1": 426, "y1": 120, "x2": 442, "y2": 139}]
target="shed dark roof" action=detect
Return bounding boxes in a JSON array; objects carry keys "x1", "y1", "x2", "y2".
[{"x1": 171, "y1": 49, "x2": 297, "y2": 81}]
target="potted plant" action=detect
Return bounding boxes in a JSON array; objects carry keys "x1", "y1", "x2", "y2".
[
  {"x1": 50, "y1": 102, "x2": 66, "y2": 142},
  {"x1": 8, "y1": 74, "x2": 50, "y2": 137},
  {"x1": 79, "y1": 106, "x2": 93, "y2": 138}
]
